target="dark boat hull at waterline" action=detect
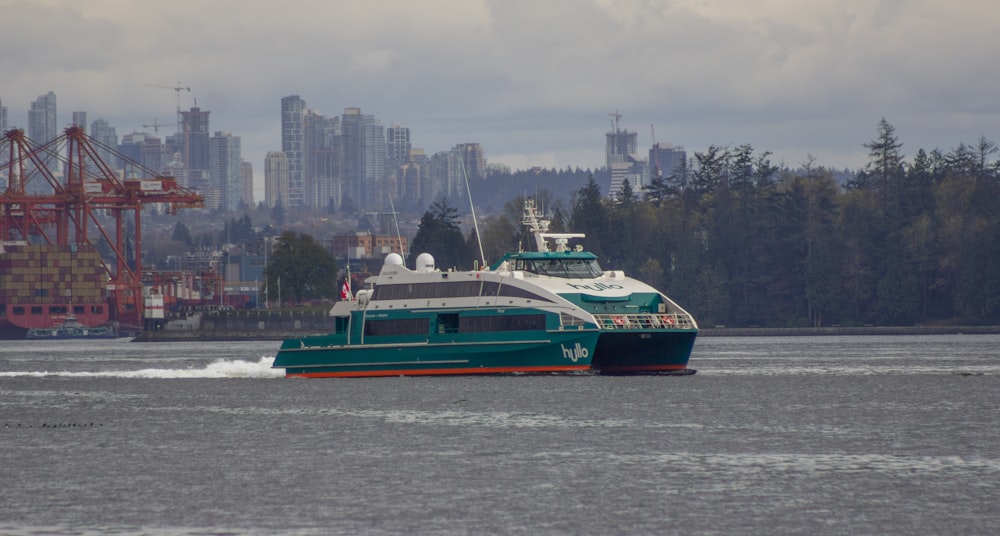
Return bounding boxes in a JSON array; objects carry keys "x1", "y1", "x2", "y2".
[{"x1": 590, "y1": 330, "x2": 698, "y2": 375}]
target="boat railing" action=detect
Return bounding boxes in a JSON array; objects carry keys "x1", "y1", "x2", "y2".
[{"x1": 593, "y1": 313, "x2": 695, "y2": 330}]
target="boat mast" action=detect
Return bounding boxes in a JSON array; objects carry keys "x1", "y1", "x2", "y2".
[
  {"x1": 387, "y1": 194, "x2": 406, "y2": 264},
  {"x1": 459, "y1": 152, "x2": 486, "y2": 267}
]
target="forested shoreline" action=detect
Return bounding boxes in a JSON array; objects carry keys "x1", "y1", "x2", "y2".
[{"x1": 430, "y1": 119, "x2": 1000, "y2": 328}]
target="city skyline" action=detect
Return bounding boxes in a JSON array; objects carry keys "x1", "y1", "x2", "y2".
[
  {"x1": 2, "y1": 1, "x2": 999, "y2": 197},
  {"x1": 1, "y1": 91, "x2": 494, "y2": 212}
]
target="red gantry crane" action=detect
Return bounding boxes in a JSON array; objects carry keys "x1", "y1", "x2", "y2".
[{"x1": 1, "y1": 126, "x2": 204, "y2": 330}]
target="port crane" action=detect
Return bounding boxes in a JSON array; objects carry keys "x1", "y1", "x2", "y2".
[{"x1": 1, "y1": 126, "x2": 204, "y2": 328}]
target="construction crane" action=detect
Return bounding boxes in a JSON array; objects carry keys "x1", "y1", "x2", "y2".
[
  {"x1": 142, "y1": 118, "x2": 165, "y2": 135},
  {"x1": 609, "y1": 110, "x2": 622, "y2": 132},
  {"x1": 144, "y1": 82, "x2": 191, "y2": 136}
]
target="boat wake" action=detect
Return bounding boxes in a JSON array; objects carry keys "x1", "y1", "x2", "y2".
[{"x1": 0, "y1": 356, "x2": 283, "y2": 379}]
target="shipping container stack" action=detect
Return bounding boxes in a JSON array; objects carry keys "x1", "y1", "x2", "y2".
[{"x1": 0, "y1": 244, "x2": 110, "y2": 331}]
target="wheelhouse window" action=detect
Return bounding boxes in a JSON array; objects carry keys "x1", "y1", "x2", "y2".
[{"x1": 514, "y1": 258, "x2": 603, "y2": 279}]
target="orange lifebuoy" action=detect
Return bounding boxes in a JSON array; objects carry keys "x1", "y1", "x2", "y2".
[
  {"x1": 612, "y1": 315, "x2": 625, "y2": 326},
  {"x1": 662, "y1": 315, "x2": 675, "y2": 326}
]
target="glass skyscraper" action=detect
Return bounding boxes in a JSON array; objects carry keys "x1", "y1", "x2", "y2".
[{"x1": 280, "y1": 95, "x2": 305, "y2": 208}]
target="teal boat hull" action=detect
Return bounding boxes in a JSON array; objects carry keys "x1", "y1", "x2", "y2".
[{"x1": 274, "y1": 329, "x2": 600, "y2": 378}]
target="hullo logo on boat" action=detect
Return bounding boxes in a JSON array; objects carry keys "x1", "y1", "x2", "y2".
[
  {"x1": 566, "y1": 282, "x2": 624, "y2": 291},
  {"x1": 561, "y1": 343, "x2": 589, "y2": 362}
]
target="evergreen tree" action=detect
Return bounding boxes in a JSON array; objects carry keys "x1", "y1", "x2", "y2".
[
  {"x1": 264, "y1": 231, "x2": 338, "y2": 304},
  {"x1": 410, "y1": 197, "x2": 469, "y2": 270},
  {"x1": 569, "y1": 176, "x2": 608, "y2": 259}
]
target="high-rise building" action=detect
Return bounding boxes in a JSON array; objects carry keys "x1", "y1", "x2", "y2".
[
  {"x1": 384, "y1": 125, "x2": 412, "y2": 204},
  {"x1": 0, "y1": 98, "x2": 8, "y2": 132},
  {"x1": 304, "y1": 110, "x2": 339, "y2": 208},
  {"x1": 28, "y1": 92, "x2": 58, "y2": 181},
  {"x1": 605, "y1": 112, "x2": 646, "y2": 198},
  {"x1": 119, "y1": 132, "x2": 164, "y2": 174},
  {"x1": 71, "y1": 111, "x2": 87, "y2": 128},
  {"x1": 454, "y1": 143, "x2": 486, "y2": 181},
  {"x1": 265, "y1": 151, "x2": 289, "y2": 208},
  {"x1": 180, "y1": 107, "x2": 210, "y2": 171},
  {"x1": 28, "y1": 91, "x2": 57, "y2": 143},
  {"x1": 90, "y1": 119, "x2": 120, "y2": 170},
  {"x1": 338, "y1": 108, "x2": 363, "y2": 209},
  {"x1": 427, "y1": 151, "x2": 453, "y2": 202},
  {"x1": 360, "y1": 114, "x2": 386, "y2": 210},
  {"x1": 400, "y1": 148, "x2": 428, "y2": 210},
  {"x1": 241, "y1": 160, "x2": 254, "y2": 208},
  {"x1": 209, "y1": 131, "x2": 242, "y2": 211},
  {"x1": 281, "y1": 95, "x2": 306, "y2": 208},
  {"x1": 649, "y1": 143, "x2": 687, "y2": 184},
  {"x1": 386, "y1": 125, "x2": 411, "y2": 169},
  {"x1": 336, "y1": 107, "x2": 386, "y2": 211}
]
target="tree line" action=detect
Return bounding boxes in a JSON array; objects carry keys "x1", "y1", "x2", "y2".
[{"x1": 415, "y1": 119, "x2": 1000, "y2": 327}]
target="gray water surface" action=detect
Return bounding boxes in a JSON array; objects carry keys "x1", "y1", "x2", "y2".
[{"x1": 1, "y1": 335, "x2": 998, "y2": 535}]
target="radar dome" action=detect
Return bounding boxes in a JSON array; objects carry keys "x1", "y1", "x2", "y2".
[
  {"x1": 384, "y1": 253, "x2": 404, "y2": 266},
  {"x1": 415, "y1": 253, "x2": 436, "y2": 273}
]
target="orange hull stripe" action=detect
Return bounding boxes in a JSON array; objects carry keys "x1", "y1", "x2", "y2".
[{"x1": 287, "y1": 365, "x2": 590, "y2": 378}]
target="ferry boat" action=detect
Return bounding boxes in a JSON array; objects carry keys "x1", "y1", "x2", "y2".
[
  {"x1": 26, "y1": 315, "x2": 118, "y2": 339},
  {"x1": 272, "y1": 198, "x2": 697, "y2": 378}
]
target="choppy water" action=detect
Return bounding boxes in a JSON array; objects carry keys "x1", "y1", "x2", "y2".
[{"x1": 1, "y1": 335, "x2": 998, "y2": 535}]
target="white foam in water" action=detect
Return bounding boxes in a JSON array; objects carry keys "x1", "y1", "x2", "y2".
[{"x1": 0, "y1": 356, "x2": 283, "y2": 379}]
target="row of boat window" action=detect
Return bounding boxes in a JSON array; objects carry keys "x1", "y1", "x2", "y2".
[
  {"x1": 363, "y1": 314, "x2": 548, "y2": 336},
  {"x1": 371, "y1": 281, "x2": 551, "y2": 302},
  {"x1": 0, "y1": 305, "x2": 104, "y2": 316}
]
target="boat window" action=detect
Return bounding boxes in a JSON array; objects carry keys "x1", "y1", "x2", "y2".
[
  {"x1": 364, "y1": 317, "x2": 429, "y2": 336},
  {"x1": 437, "y1": 313, "x2": 459, "y2": 334},
  {"x1": 459, "y1": 314, "x2": 547, "y2": 333},
  {"x1": 73, "y1": 306, "x2": 85, "y2": 314},
  {"x1": 369, "y1": 280, "x2": 552, "y2": 303},
  {"x1": 497, "y1": 285, "x2": 550, "y2": 301},
  {"x1": 50, "y1": 306, "x2": 68, "y2": 315},
  {"x1": 518, "y1": 258, "x2": 603, "y2": 279},
  {"x1": 13, "y1": 306, "x2": 25, "y2": 315},
  {"x1": 31, "y1": 306, "x2": 43, "y2": 315},
  {"x1": 373, "y1": 281, "x2": 484, "y2": 300},
  {"x1": 480, "y1": 281, "x2": 501, "y2": 296}
]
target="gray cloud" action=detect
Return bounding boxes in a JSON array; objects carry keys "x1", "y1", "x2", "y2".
[{"x1": 3, "y1": 0, "x2": 998, "y2": 189}]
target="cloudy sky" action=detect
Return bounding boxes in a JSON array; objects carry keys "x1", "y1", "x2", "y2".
[{"x1": 3, "y1": 0, "x2": 998, "y2": 194}]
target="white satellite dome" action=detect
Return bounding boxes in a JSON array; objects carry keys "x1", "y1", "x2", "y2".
[
  {"x1": 415, "y1": 252, "x2": 436, "y2": 273},
  {"x1": 384, "y1": 253, "x2": 404, "y2": 266}
]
